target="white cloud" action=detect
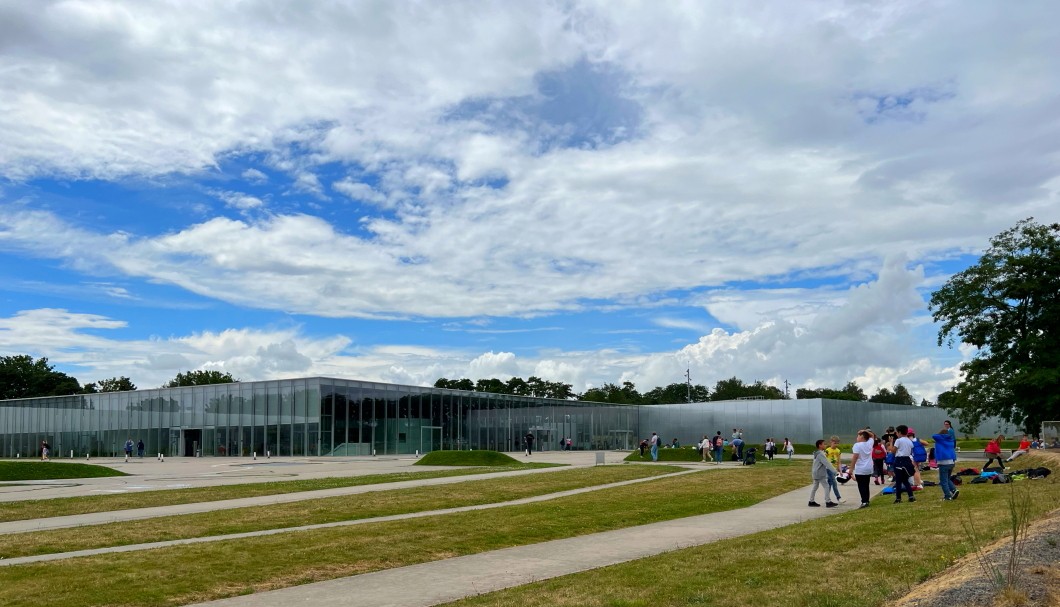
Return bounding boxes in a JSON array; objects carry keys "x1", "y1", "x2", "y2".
[
  {"x1": 333, "y1": 178, "x2": 387, "y2": 205},
  {"x1": 211, "y1": 189, "x2": 264, "y2": 210},
  {"x1": 241, "y1": 168, "x2": 268, "y2": 183}
]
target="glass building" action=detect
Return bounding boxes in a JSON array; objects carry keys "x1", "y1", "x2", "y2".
[
  {"x1": 0, "y1": 377, "x2": 1019, "y2": 458},
  {"x1": 0, "y1": 377, "x2": 637, "y2": 458}
]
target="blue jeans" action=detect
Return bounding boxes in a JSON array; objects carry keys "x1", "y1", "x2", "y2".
[
  {"x1": 714, "y1": 447, "x2": 723, "y2": 462},
  {"x1": 938, "y1": 463, "x2": 955, "y2": 499},
  {"x1": 827, "y1": 470, "x2": 842, "y2": 501},
  {"x1": 650, "y1": 444, "x2": 658, "y2": 461}
]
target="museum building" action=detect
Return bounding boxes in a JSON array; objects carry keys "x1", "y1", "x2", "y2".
[{"x1": 0, "y1": 376, "x2": 1018, "y2": 458}]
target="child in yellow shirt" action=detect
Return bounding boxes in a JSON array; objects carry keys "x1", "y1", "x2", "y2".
[{"x1": 825, "y1": 436, "x2": 842, "y2": 470}]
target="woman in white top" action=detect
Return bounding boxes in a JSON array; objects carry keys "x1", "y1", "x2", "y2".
[
  {"x1": 848, "y1": 430, "x2": 875, "y2": 508},
  {"x1": 783, "y1": 438, "x2": 794, "y2": 460}
]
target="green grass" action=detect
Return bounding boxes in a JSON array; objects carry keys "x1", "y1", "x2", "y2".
[
  {"x1": 0, "y1": 463, "x2": 811, "y2": 607},
  {"x1": 415, "y1": 450, "x2": 531, "y2": 466},
  {"x1": 444, "y1": 454, "x2": 1060, "y2": 607},
  {"x1": 0, "y1": 464, "x2": 555, "y2": 523},
  {"x1": 0, "y1": 461, "x2": 126, "y2": 481},
  {"x1": 0, "y1": 465, "x2": 682, "y2": 559}
]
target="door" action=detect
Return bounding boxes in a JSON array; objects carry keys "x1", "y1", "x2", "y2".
[{"x1": 183, "y1": 429, "x2": 202, "y2": 457}]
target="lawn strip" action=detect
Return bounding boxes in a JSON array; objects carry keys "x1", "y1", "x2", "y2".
[
  {"x1": 445, "y1": 456, "x2": 1060, "y2": 607},
  {"x1": 0, "y1": 465, "x2": 682, "y2": 558},
  {"x1": 0, "y1": 463, "x2": 810, "y2": 607},
  {"x1": 0, "y1": 461, "x2": 126, "y2": 481},
  {"x1": 0, "y1": 463, "x2": 559, "y2": 523}
]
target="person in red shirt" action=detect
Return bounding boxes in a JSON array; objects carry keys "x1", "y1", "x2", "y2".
[
  {"x1": 984, "y1": 434, "x2": 1005, "y2": 470},
  {"x1": 1006, "y1": 435, "x2": 1032, "y2": 462}
]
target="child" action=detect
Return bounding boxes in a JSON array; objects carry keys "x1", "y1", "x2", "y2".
[
  {"x1": 809, "y1": 439, "x2": 838, "y2": 508},
  {"x1": 826, "y1": 436, "x2": 842, "y2": 470},
  {"x1": 871, "y1": 436, "x2": 887, "y2": 485},
  {"x1": 984, "y1": 435, "x2": 1005, "y2": 470}
]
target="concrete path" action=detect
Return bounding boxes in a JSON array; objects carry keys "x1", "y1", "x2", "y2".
[{"x1": 188, "y1": 481, "x2": 885, "y2": 607}]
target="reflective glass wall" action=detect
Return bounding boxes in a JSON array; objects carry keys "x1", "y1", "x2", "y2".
[{"x1": 0, "y1": 383, "x2": 1024, "y2": 459}]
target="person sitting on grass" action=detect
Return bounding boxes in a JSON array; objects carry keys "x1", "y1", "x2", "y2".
[{"x1": 1006, "y1": 435, "x2": 1032, "y2": 461}]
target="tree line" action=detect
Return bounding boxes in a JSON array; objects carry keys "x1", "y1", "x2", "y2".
[
  {"x1": 0, "y1": 355, "x2": 237, "y2": 400},
  {"x1": 436, "y1": 375, "x2": 919, "y2": 405}
]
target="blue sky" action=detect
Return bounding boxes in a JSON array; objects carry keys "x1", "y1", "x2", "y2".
[{"x1": 1, "y1": 2, "x2": 1058, "y2": 400}]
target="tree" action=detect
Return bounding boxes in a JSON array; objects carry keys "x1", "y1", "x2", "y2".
[
  {"x1": 869, "y1": 383, "x2": 916, "y2": 405},
  {"x1": 796, "y1": 381, "x2": 868, "y2": 401},
  {"x1": 930, "y1": 218, "x2": 1060, "y2": 431},
  {"x1": 0, "y1": 355, "x2": 81, "y2": 400},
  {"x1": 578, "y1": 381, "x2": 643, "y2": 404},
  {"x1": 644, "y1": 382, "x2": 710, "y2": 404},
  {"x1": 83, "y1": 376, "x2": 137, "y2": 393},
  {"x1": 163, "y1": 370, "x2": 237, "y2": 388},
  {"x1": 710, "y1": 377, "x2": 785, "y2": 401}
]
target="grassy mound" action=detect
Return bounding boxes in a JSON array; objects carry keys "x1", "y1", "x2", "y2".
[
  {"x1": 0, "y1": 461, "x2": 127, "y2": 481},
  {"x1": 414, "y1": 450, "x2": 523, "y2": 466}
]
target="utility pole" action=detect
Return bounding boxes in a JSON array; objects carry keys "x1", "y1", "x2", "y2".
[
  {"x1": 685, "y1": 366, "x2": 692, "y2": 403},
  {"x1": 784, "y1": 379, "x2": 790, "y2": 399}
]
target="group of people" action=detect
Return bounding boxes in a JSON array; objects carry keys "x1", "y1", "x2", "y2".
[
  {"x1": 840, "y1": 421, "x2": 960, "y2": 508},
  {"x1": 688, "y1": 431, "x2": 795, "y2": 465}
]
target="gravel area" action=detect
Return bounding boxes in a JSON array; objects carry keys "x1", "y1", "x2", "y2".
[{"x1": 895, "y1": 453, "x2": 1060, "y2": 607}]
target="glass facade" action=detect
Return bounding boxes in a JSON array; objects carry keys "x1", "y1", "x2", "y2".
[
  {"x1": 0, "y1": 379, "x2": 1022, "y2": 458},
  {"x1": 0, "y1": 377, "x2": 637, "y2": 458}
]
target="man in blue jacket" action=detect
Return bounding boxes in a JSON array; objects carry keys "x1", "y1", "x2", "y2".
[{"x1": 933, "y1": 421, "x2": 959, "y2": 501}]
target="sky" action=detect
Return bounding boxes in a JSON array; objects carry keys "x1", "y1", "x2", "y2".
[{"x1": 1, "y1": 1, "x2": 1058, "y2": 402}]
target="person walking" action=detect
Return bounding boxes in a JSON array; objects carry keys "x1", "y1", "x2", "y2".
[
  {"x1": 764, "y1": 438, "x2": 775, "y2": 461},
  {"x1": 136, "y1": 439, "x2": 145, "y2": 458},
  {"x1": 809, "y1": 440, "x2": 837, "y2": 508},
  {"x1": 890, "y1": 425, "x2": 916, "y2": 504},
  {"x1": 699, "y1": 435, "x2": 712, "y2": 462},
  {"x1": 712, "y1": 432, "x2": 724, "y2": 465},
  {"x1": 783, "y1": 437, "x2": 794, "y2": 460},
  {"x1": 984, "y1": 435, "x2": 1005, "y2": 470},
  {"x1": 41, "y1": 439, "x2": 50, "y2": 461},
  {"x1": 124, "y1": 438, "x2": 134, "y2": 462},
  {"x1": 649, "y1": 432, "x2": 661, "y2": 462},
  {"x1": 932, "y1": 423, "x2": 958, "y2": 501},
  {"x1": 849, "y1": 430, "x2": 874, "y2": 508},
  {"x1": 524, "y1": 432, "x2": 535, "y2": 456}
]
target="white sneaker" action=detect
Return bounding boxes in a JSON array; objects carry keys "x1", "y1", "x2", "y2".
[{"x1": 839, "y1": 498, "x2": 847, "y2": 503}]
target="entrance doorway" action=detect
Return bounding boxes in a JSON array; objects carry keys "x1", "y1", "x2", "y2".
[{"x1": 183, "y1": 429, "x2": 202, "y2": 457}]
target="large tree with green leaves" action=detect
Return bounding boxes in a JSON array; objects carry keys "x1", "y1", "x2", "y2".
[
  {"x1": 163, "y1": 370, "x2": 238, "y2": 388},
  {"x1": 796, "y1": 381, "x2": 867, "y2": 401},
  {"x1": 709, "y1": 377, "x2": 786, "y2": 401},
  {"x1": 0, "y1": 355, "x2": 81, "y2": 399},
  {"x1": 930, "y1": 218, "x2": 1060, "y2": 432},
  {"x1": 643, "y1": 382, "x2": 711, "y2": 404},
  {"x1": 82, "y1": 376, "x2": 138, "y2": 393},
  {"x1": 869, "y1": 383, "x2": 916, "y2": 405}
]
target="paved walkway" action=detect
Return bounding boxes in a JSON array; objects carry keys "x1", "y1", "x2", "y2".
[{"x1": 187, "y1": 480, "x2": 884, "y2": 607}]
